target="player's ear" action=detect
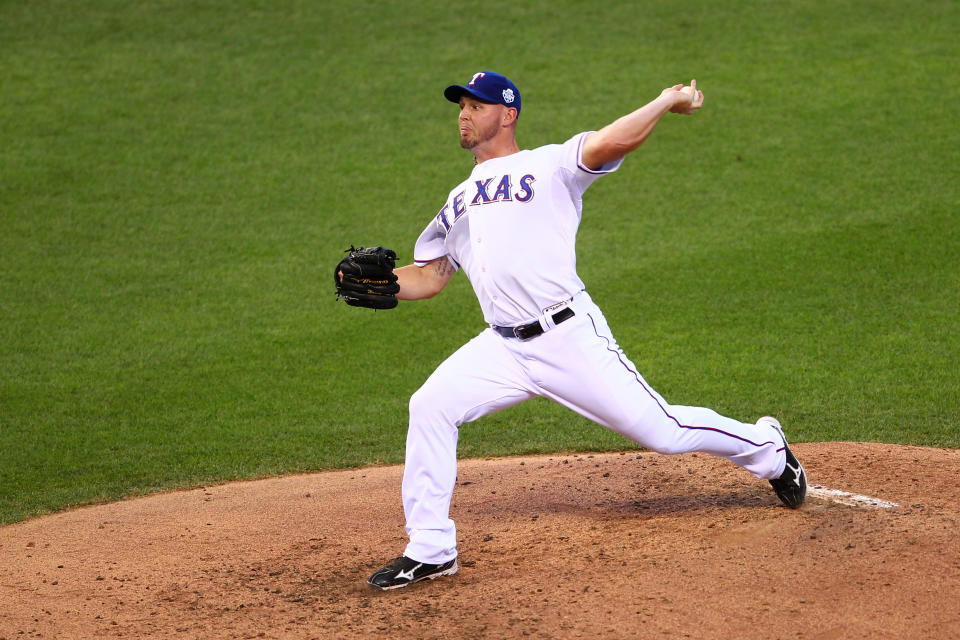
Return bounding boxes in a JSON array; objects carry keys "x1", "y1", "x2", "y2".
[{"x1": 502, "y1": 106, "x2": 518, "y2": 127}]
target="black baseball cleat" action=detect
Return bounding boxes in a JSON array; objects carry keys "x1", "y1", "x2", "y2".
[
  {"x1": 758, "y1": 416, "x2": 807, "y2": 508},
  {"x1": 367, "y1": 555, "x2": 458, "y2": 590}
]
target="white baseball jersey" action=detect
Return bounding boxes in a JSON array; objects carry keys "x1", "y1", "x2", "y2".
[{"x1": 413, "y1": 132, "x2": 622, "y2": 326}]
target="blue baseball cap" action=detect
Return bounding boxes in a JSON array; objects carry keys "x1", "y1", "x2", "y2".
[{"x1": 444, "y1": 71, "x2": 521, "y2": 114}]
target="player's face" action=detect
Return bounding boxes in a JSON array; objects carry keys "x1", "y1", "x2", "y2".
[{"x1": 458, "y1": 97, "x2": 503, "y2": 149}]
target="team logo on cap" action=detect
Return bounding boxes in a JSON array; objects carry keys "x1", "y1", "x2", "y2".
[{"x1": 502, "y1": 88, "x2": 515, "y2": 104}]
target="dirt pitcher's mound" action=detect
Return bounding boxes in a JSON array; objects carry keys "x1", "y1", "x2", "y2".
[{"x1": 1, "y1": 443, "x2": 958, "y2": 640}]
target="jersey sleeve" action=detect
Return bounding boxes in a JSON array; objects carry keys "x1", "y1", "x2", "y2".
[
  {"x1": 559, "y1": 131, "x2": 624, "y2": 194},
  {"x1": 413, "y1": 217, "x2": 460, "y2": 269}
]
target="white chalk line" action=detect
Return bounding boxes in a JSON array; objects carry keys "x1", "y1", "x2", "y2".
[{"x1": 807, "y1": 485, "x2": 899, "y2": 509}]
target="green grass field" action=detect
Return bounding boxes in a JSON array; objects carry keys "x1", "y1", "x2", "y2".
[{"x1": 1, "y1": 0, "x2": 957, "y2": 524}]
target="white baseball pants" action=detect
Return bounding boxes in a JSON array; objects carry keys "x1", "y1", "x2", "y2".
[{"x1": 402, "y1": 291, "x2": 787, "y2": 564}]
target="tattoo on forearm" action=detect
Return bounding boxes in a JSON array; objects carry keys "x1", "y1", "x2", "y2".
[{"x1": 434, "y1": 256, "x2": 454, "y2": 278}]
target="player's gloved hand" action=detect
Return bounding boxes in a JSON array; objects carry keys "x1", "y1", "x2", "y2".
[{"x1": 335, "y1": 246, "x2": 400, "y2": 309}]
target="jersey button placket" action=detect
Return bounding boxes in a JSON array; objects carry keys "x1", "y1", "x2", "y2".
[
  {"x1": 477, "y1": 237, "x2": 486, "y2": 272},
  {"x1": 473, "y1": 222, "x2": 497, "y2": 310}
]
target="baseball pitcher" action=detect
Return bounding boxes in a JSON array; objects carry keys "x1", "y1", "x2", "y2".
[{"x1": 335, "y1": 71, "x2": 807, "y2": 590}]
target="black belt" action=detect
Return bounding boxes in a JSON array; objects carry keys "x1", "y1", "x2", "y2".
[{"x1": 493, "y1": 307, "x2": 575, "y2": 341}]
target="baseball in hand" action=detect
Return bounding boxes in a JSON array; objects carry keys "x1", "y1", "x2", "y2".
[{"x1": 681, "y1": 85, "x2": 697, "y2": 99}]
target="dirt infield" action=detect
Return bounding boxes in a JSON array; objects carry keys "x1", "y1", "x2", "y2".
[{"x1": 2, "y1": 442, "x2": 958, "y2": 639}]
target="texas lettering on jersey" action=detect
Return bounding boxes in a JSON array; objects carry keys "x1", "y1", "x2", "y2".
[{"x1": 435, "y1": 172, "x2": 536, "y2": 233}]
